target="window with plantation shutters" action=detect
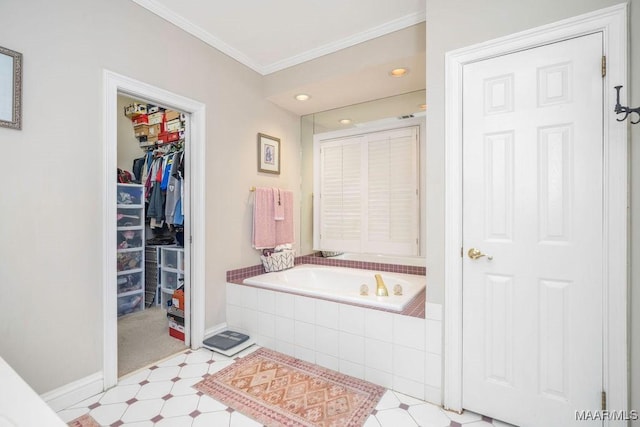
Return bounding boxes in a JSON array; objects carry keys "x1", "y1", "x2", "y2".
[
  {"x1": 314, "y1": 126, "x2": 419, "y2": 256},
  {"x1": 318, "y1": 137, "x2": 363, "y2": 252}
]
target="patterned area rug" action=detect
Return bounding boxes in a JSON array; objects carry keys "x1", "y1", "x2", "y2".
[
  {"x1": 67, "y1": 413, "x2": 100, "y2": 427},
  {"x1": 195, "y1": 348, "x2": 386, "y2": 426}
]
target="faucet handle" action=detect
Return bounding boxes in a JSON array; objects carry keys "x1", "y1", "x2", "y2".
[
  {"x1": 360, "y1": 284, "x2": 369, "y2": 296},
  {"x1": 393, "y1": 284, "x2": 403, "y2": 296}
]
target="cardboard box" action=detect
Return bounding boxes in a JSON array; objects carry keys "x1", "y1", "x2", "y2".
[
  {"x1": 140, "y1": 135, "x2": 157, "y2": 147},
  {"x1": 168, "y1": 320, "x2": 185, "y2": 341},
  {"x1": 165, "y1": 110, "x2": 180, "y2": 121},
  {"x1": 172, "y1": 289, "x2": 184, "y2": 311},
  {"x1": 147, "y1": 105, "x2": 164, "y2": 114},
  {"x1": 166, "y1": 132, "x2": 180, "y2": 142},
  {"x1": 134, "y1": 124, "x2": 149, "y2": 137},
  {"x1": 157, "y1": 131, "x2": 179, "y2": 145},
  {"x1": 124, "y1": 103, "x2": 147, "y2": 118},
  {"x1": 148, "y1": 123, "x2": 161, "y2": 136},
  {"x1": 132, "y1": 114, "x2": 148, "y2": 125},
  {"x1": 148, "y1": 112, "x2": 164, "y2": 126},
  {"x1": 166, "y1": 118, "x2": 182, "y2": 132}
]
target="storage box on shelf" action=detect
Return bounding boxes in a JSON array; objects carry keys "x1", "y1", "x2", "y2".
[
  {"x1": 124, "y1": 103, "x2": 147, "y2": 118},
  {"x1": 157, "y1": 246, "x2": 184, "y2": 311},
  {"x1": 167, "y1": 305, "x2": 185, "y2": 342},
  {"x1": 124, "y1": 103, "x2": 186, "y2": 149},
  {"x1": 117, "y1": 183, "x2": 145, "y2": 317}
]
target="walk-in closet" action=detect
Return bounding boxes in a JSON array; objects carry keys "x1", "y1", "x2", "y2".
[{"x1": 116, "y1": 94, "x2": 189, "y2": 377}]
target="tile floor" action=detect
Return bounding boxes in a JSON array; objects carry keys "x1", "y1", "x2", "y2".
[{"x1": 57, "y1": 346, "x2": 516, "y2": 427}]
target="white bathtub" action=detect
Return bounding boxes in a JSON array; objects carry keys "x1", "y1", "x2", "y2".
[{"x1": 242, "y1": 264, "x2": 425, "y2": 312}]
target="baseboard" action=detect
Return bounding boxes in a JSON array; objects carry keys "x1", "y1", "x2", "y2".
[
  {"x1": 41, "y1": 372, "x2": 104, "y2": 412},
  {"x1": 203, "y1": 322, "x2": 228, "y2": 340}
]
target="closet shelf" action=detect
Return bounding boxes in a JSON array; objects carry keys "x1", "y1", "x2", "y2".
[
  {"x1": 117, "y1": 267, "x2": 143, "y2": 276},
  {"x1": 118, "y1": 289, "x2": 145, "y2": 298},
  {"x1": 117, "y1": 225, "x2": 144, "y2": 231}
]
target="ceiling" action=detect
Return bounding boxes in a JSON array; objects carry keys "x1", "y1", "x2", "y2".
[{"x1": 131, "y1": 0, "x2": 426, "y2": 115}]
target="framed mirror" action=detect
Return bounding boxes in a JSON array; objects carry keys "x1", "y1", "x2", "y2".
[{"x1": 0, "y1": 45, "x2": 22, "y2": 130}]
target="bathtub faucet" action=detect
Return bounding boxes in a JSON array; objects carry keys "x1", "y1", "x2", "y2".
[{"x1": 374, "y1": 274, "x2": 389, "y2": 296}]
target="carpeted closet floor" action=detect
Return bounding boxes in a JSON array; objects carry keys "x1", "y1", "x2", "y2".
[{"x1": 117, "y1": 306, "x2": 187, "y2": 377}]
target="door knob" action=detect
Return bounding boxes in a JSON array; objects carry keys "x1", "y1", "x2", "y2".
[{"x1": 468, "y1": 248, "x2": 493, "y2": 261}]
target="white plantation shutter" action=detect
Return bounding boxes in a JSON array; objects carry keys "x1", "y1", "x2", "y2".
[
  {"x1": 367, "y1": 127, "x2": 418, "y2": 255},
  {"x1": 319, "y1": 137, "x2": 363, "y2": 252},
  {"x1": 317, "y1": 126, "x2": 419, "y2": 256}
]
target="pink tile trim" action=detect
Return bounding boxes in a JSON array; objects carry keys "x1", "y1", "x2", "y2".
[
  {"x1": 225, "y1": 253, "x2": 426, "y2": 319},
  {"x1": 296, "y1": 252, "x2": 426, "y2": 276}
]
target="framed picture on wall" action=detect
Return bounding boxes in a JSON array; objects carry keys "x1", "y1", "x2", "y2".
[
  {"x1": 0, "y1": 45, "x2": 22, "y2": 130},
  {"x1": 257, "y1": 133, "x2": 280, "y2": 174}
]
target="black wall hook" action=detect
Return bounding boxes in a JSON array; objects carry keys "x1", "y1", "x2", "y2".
[{"x1": 614, "y1": 85, "x2": 640, "y2": 124}]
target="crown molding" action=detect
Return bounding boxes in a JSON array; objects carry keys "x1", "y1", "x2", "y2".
[
  {"x1": 131, "y1": 0, "x2": 425, "y2": 75},
  {"x1": 261, "y1": 11, "x2": 426, "y2": 74},
  {"x1": 131, "y1": 0, "x2": 264, "y2": 73}
]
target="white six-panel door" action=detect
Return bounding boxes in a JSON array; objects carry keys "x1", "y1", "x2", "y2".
[{"x1": 462, "y1": 33, "x2": 603, "y2": 426}]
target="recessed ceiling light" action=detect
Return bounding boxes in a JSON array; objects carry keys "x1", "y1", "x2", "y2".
[
  {"x1": 295, "y1": 94, "x2": 310, "y2": 101},
  {"x1": 339, "y1": 119, "x2": 352, "y2": 124},
  {"x1": 389, "y1": 68, "x2": 409, "y2": 77}
]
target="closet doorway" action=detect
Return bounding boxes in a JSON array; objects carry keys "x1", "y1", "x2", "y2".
[
  {"x1": 103, "y1": 71, "x2": 206, "y2": 389},
  {"x1": 116, "y1": 94, "x2": 189, "y2": 377}
]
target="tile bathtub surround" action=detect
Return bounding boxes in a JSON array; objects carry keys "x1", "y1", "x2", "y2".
[
  {"x1": 226, "y1": 283, "x2": 442, "y2": 404},
  {"x1": 295, "y1": 253, "x2": 427, "y2": 276},
  {"x1": 225, "y1": 264, "x2": 264, "y2": 283},
  {"x1": 225, "y1": 255, "x2": 427, "y2": 319},
  {"x1": 57, "y1": 347, "x2": 516, "y2": 427},
  {"x1": 225, "y1": 252, "x2": 426, "y2": 283}
]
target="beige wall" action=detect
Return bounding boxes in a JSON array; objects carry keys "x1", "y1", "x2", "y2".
[
  {"x1": 425, "y1": 0, "x2": 638, "y2": 415},
  {"x1": 0, "y1": 0, "x2": 299, "y2": 394},
  {"x1": 117, "y1": 95, "x2": 145, "y2": 174}
]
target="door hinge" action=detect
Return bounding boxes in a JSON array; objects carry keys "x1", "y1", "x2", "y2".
[
  {"x1": 602, "y1": 390, "x2": 607, "y2": 411},
  {"x1": 190, "y1": 235, "x2": 193, "y2": 244},
  {"x1": 461, "y1": 247, "x2": 464, "y2": 258},
  {"x1": 602, "y1": 56, "x2": 607, "y2": 78}
]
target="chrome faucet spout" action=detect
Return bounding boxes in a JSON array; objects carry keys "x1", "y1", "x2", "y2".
[{"x1": 375, "y1": 274, "x2": 389, "y2": 296}]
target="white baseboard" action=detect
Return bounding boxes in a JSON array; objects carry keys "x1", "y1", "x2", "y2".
[
  {"x1": 41, "y1": 372, "x2": 104, "y2": 412},
  {"x1": 41, "y1": 322, "x2": 228, "y2": 413}
]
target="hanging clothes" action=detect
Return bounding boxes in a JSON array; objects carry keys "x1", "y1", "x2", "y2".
[
  {"x1": 165, "y1": 152, "x2": 180, "y2": 224},
  {"x1": 146, "y1": 155, "x2": 166, "y2": 225},
  {"x1": 132, "y1": 157, "x2": 145, "y2": 184}
]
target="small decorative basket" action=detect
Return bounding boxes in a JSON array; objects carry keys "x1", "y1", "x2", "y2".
[
  {"x1": 321, "y1": 251, "x2": 343, "y2": 258},
  {"x1": 261, "y1": 249, "x2": 295, "y2": 272}
]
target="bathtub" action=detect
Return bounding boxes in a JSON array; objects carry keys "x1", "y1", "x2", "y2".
[{"x1": 242, "y1": 264, "x2": 425, "y2": 312}]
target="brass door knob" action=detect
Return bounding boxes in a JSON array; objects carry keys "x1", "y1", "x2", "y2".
[{"x1": 468, "y1": 248, "x2": 493, "y2": 260}]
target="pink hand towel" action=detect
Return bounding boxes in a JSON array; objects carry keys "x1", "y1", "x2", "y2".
[
  {"x1": 252, "y1": 187, "x2": 276, "y2": 249},
  {"x1": 275, "y1": 190, "x2": 294, "y2": 245}
]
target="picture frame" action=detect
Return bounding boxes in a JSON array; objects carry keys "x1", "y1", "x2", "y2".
[
  {"x1": 0, "y1": 45, "x2": 22, "y2": 130},
  {"x1": 257, "y1": 133, "x2": 280, "y2": 174}
]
